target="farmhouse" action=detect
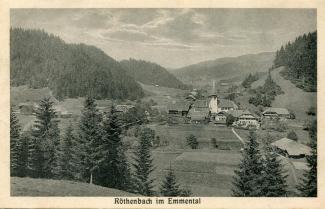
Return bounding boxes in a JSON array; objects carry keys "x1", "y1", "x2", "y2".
[
  {"x1": 18, "y1": 102, "x2": 38, "y2": 115},
  {"x1": 218, "y1": 99, "x2": 238, "y2": 112},
  {"x1": 271, "y1": 137, "x2": 311, "y2": 158},
  {"x1": 227, "y1": 110, "x2": 260, "y2": 129},
  {"x1": 262, "y1": 107, "x2": 290, "y2": 120},
  {"x1": 188, "y1": 100, "x2": 209, "y2": 123},
  {"x1": 115, "y1": 104, "x2": 135, "y2": 113},
  {"x1": 168, "y1": 102, "x2": 190, "y2": 116},
  {"x1": 214, "y1": 111, "x2": 227, "y2": 124}
]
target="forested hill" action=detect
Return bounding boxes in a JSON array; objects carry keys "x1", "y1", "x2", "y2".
[
  {"x1": 120, "y1": 59, "x2": 188, "y2": 89},
  {"x1": 171, "y1": 52, "x2": 274, "y2": 86},
  {"x1": 274, "y1": 31, "x2": 317, "y2": 92},
  {"x1": 10, "y1": 28, "x2": 144, "y2": 100}
]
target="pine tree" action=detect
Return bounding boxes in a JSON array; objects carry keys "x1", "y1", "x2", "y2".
[
  {"x1": 57, "y1": 123, "x2": 76, "y2": 180},
  {"x1": 132, "y1": 127, "x2": 155, "y2": 196},
  {"x1": 29, "y1": 98, "x2": 60, "y2": 178},
  {"x1": 75, "y1": 97, "x2": 103, "y2": 183},
  {"x1": 232, "y1": 131, "x2": 264, "y2": 196},
  {"x1": 160, "y1": 168, "x2": 183, "y2": 196},
  {"x1": 17, "y1": 131, "x2": 30, "y2": 177},
  {"x1": 260, "y1": 144, "x2": 288, "y2": 197},
  {"x1": 298, "y1": 119, "x2": 317, "y2": 197},
  {"x1": 98, "y1": 105, "x2": 132, "y2": 190},
  {"x1": 10, "y1": 108, "x2": 21, "y2": 176}
]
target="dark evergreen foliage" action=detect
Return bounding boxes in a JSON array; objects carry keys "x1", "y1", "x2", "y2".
[
  {"x1": 17, "y1": 131, "x2": 30, "y2": 177},
  {"x1": 132, "y1": 127, "x2": 155, "y2": 196},
  {"x1": 98, "y1": 105, "x2": 132, "y2": 190},
  {"x1": 57, "y1": 124, "x2": 77, "y2": 180},
  {"x1": 260, "y1": 144, "x2": 288, "y2": 197},
  {"x1": 274, "y1": 31, "x2": 317, "y2": 92},
  {"x1": 232, "y1": 131, "x2": 264, "y2": 196},
  {"x1": 10, "y1": 108, "x2": 21, "y2": 176},
  {"x1": 29, "y1": 98, "x2": 60, "y2": 178},
  {"x1": 287, "y1": 130, "x2": 298, "y2": 141},
  {"x1": 226, "y1": 114, "x2": 235, "y2": 127},
  {"x1": 75, "y1": 97, "x2": 103, "y2": 183},
  {"x1": 120, "y1": 58, "x2": 188, "y2": 89},
  {"x1": 242, "y1": 73, "x2": 259, "y2": 88},
  {"x1": 186, "y1": 134, "x2": 198, "y2": 149},
  {"x1": 298, "y1": 119, "x2": 317, "y2": 197},
  {"x1": 10, "y1": 28, "x2": 144, "y2": 100},
  {"x1": 160, "y1": 168, "x2": 192, "y2": 197}
]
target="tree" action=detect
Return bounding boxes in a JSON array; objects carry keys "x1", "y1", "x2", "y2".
[
  {"x1": 298, "y1": 119, "x2": 317, "y2": 196},
  {"x1": 186, "y1": 134, "x2": 198, "y2": 149},
  {"x1": 226, "y1": 115, "x2": 235, "y2": 127},
  {"x1": 57, "y1": 123, "x2": 76, "y2": 180},
  {"x1": 132, "y1": 127, "x2": 155, "y2": 196},
  {"x1": 17, "y1": 131, "x2": 30, "y2": 177},
  {"x1": 232, "y1": 131, "x2": 264, "y2": 196},
  {"x1": 29, "y1": 97, "x2": 60, "y2": 178},
  {"x1": 160, "y1": 168, "x2": 192, "y2": 197},
  {"x1": 10, "y1": 108, "x2": 21, "y2": 176},
  {"x1": 98, "y1": 105, "x2": 132, "y2": 191},
  {"x1": 260, "y1": 144, "x2": 288, "y2": 196},
  {"x1": 287, "y1": 130, "x2": 298, "y2": 141},
  {"x1": 210, "y1": 138, "x2": 217, "y2": 149},
  {"x1": 75, "y1": 97, "x2": 103, "y2": 183}
]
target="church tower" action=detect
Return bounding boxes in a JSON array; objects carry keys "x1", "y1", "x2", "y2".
[{"x1": 208, "y1": 80, "x2": 219, "y2": 114}]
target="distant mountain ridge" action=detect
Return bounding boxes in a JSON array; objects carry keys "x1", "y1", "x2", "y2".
[
  {"x1": 120, "y1": 58, "x2": 188, "y2": 89},
  {"x1": 170, "y1": 52, "x2": 275, "y2": 86},
  {"x1": 10, "y1": 28, "x2": 144, "y2": 100}
]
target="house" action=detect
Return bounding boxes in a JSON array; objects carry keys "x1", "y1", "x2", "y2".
[
  {"x1": 168, "y1": 102, "x2": 190, "y2": 116},
  {"x1": 271, "y1": 138, "x2": 312, "y2": 158},
  {"x1": 18, "y1": 102, "x2": 37, "y2": 115},
  {"x1": 218, "y1": 99, "x2": 238, "y2": 112},
  {"x1": 262, "y1": 107, "x2": 290, "y2": 120},
  {"x1": 227, "y1": 110, "x2": 260, "y2": 129},
  {"x1": 188, "y1": 100, "x2": 209, "y2": 123},
  {"x1": 115, "y1": 105, "x2": 135, "y2": 113},
  {"x1": 54, "y1": 105, "x2": 73, "y2": 118},
  {"x1": 214, "y1": 111, "x2": 227, "y2": 124}
]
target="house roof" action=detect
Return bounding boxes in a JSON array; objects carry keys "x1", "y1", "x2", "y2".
[
  {"x1": 219, "y1": 99, "x2": 238, "y2": 109},
  {"x1": 188, "y1": 110, "x2": 208, "y2": 120},
  {"x1": 193, "y1": 100, "x2": 208, "y2": 108},
  {"x1": 263, "y1": 107, "x2": 289, "y2": 115},
  {"x1": 271, "y1": 138, "x2": 312, "y2": 156},
  {"x1": 227, "y1": 110, "x2": 252, "y2": 118},
  {"x1": 168, "y1": 102, "x2": 190, "y2": 111},
  {"x1": 115, "y1": 104, "x2": 135, "y2": 112}
]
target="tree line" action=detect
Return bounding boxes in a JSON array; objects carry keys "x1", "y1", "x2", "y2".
[
  {"x1": 10, "y1": 28, "x2": 144, "y2": 100},
  {"x1": 232, "y1": 121, "x2": 317, "y2": 197},
  {"x1": 274, "y1": 31, "x2": 317, "y2": 92},
  {"x1": 241, "y1": 73, "x2": 259, "y2": 88},
  {"x1": 10, "y1": 97, "x2": 190, "y2": 196}
]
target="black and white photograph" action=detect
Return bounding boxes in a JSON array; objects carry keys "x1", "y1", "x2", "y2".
[{"x1": 8, "y1": 8, "x2": 317, "y2": 198}]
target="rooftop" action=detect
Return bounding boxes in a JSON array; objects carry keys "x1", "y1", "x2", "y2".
[
  {"x1": 263, "y1": 107, "x2": 290, "y2": 115},
  {"x1": 271, "y1": 137, "x2": 312, "y2": 156}
]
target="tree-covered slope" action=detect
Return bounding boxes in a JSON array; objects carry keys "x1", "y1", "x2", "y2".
[
  {"x1": 10, "y1": 28, "x2": 144, "y2": 100},
  {"x1": 274, "y1": 31, "x2": 316, "y2": 92},
  {"x1": 120, "y1": 58, "x2": 188, "y2": 89}
]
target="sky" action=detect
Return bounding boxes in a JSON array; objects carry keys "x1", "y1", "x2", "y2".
[{"x1": 10, "y1": 9, "x2": 316, "y2": 69}]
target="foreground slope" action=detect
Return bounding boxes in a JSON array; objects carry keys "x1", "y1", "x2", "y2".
[
  {"x1": 171, "y1": 52, "x2": 274, "y2": 86},
  {"x1": 120, "y1": 59, "x2": 188, "y2": 89},
  {"x1": 10, "y1": 28, "x2": 144, "y2": 100},
  {"x1": 11, "y1": 177, "x2": 137, "y2": 196}
]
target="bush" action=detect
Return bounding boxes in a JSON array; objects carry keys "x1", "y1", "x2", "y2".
[
  {"x1": 306, "y1": 106, "x2": 316, "y2": 116},
  {"x1": 186, "y1": 134, "x2": 198, "y2": 149},
  {"x1": 289, "y1": 109, "x2": 296, "y2": 119},
  {"x1": 210, "y1": 138, "x2": 217, "y2": 149},
  {"x1": 226, "y1": 115, "x2": 236, "y2": 127},
  {"x1": 287, "y1": 130, "x2": 298, "y2": 141}
]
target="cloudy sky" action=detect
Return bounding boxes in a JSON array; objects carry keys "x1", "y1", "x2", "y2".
[{"x1": 11, "y1": 9, "x2": 316, "y2": 68}]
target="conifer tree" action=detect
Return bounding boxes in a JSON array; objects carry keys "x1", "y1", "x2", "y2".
[
  {"x1": 57, "y1": 123, "x2": 76, "y2": 180},
  {"x1": 132, "y1": 127, "x2": 155, "y2": 196},
  {"x1": 10, "y1": 108, "x2": 21, "y2": 176},
  {"x1": 298, "y1": 119, "x2": 317, "y2": 197},
  {"x1": 75, "y1": 97, "x2": 103, "y2": 183},
  {"x1": 260, "y1": 144, "x2": 288, "y2": 197},
  {"x1": 17, "y1": 131, "x2": 30, "y2": 177},
  {"x1": 232, "y1": 131, "x2": 264, "y2": 196},
  {"x1": 98, "y1": 105, "x2": 132, "y2": 190},
  {"x1": 29, "y1": 98, "x2": 60, "y2": 178}
]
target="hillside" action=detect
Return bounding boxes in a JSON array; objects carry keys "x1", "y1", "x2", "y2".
[
  {"x1": 170, "y1": 52, "x2": 275, "y2": 87},
  {"x1": 271, "y1": 67, "x2": 316, "y2": 121},
  {"x1": 10, "y1": 28, "x2": 144, "y2": 100},
  {"x1": 120, "y1": 59, "x2": 188, "y2": 89},
  {"x1": 11, "y1": 177, "x2": 137, "y2": 196}
]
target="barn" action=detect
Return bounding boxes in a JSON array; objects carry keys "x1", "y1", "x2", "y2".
[
  {"x1": 271, "y1": 138, "x2": 312, "y2": 158},
  {"x1": 262, "y1": 107, "x2": 290, "y2": 120}
]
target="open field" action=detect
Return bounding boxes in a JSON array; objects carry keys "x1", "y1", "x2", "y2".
[
  {"x1": 11, "y1": 177, "x2": 137, "y2": 196},
  {"x1": 271, "y1": 67, "x2": 316, "y2": 122}
]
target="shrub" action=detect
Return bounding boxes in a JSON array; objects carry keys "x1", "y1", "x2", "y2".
[
  {"x1": 306, "y1": 106, "x2": 316, "y2": 116},
  {"x1": 226, "y1": 115, "x2": 236, "y2": 127},
  {"x1": 186, "y1": 134, "x2": 198, "y2": 149}
]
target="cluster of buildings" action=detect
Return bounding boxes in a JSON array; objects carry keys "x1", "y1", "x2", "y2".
[{"x1": 167, "y1": 82, "x2": 291, "y2": 129}]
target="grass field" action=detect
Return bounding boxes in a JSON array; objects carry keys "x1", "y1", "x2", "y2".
[
  {"x1": 11, "y1": 177, "x2": 137, "y2": 196},
  {"x1": 271, "y1": 67, "x2": 316, "y2": 122}
]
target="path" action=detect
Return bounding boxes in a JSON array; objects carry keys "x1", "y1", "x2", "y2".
[{"x1": 231, "y1": 128, "x2": 245, "y2": 145}]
